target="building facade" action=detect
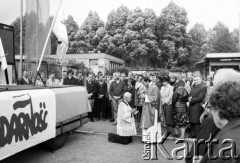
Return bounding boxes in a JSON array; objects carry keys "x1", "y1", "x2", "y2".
[
  {"x1": 48, "y1": 53, "x2": 125, "y2": 75},
  {"x1": 195, "y1": 53, "x2": 240, "y2": 77}
]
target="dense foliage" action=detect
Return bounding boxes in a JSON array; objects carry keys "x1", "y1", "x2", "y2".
[{"x1": 11, "y1": 2, "x2": 239, "y2": 71}]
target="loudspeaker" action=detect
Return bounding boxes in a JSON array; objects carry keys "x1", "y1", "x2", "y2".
[{"x1": 0, "y1": 23, "x2": 15, "y2": 65}]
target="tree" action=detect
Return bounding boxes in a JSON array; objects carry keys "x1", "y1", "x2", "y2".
[
  {"x1": 74, "y1": 29, "x2": 88, "y2": 53},
  {"x1": 11, "y1": 16, "x2": 26, "y2": 54},
  {"x1": 142, "y1": 8, "x2": 159, "y2": 67},
  {"x1": 64, "y1": 15, "x2": 79, "y2": 53},
  {"x1": 98, "y1": 6, "x2": 130, "y2": 62},
  {"x1": 231, "y1": 28, "x2": 239, "y2": 52},
  {"x1": 124, "y1": 7, "x2": 159, "y2": 67},
  {"x1": 211, "y1": 22, "x2": 236, "y2": 52},
  {"x1": 97, "y1": 34, "x2": 112, "y2": 53},
  {"x1": 98, "y1": 6, "x2": 160, "y2": 67},
  {"x1": 105, "y1": 5, "x2": 130, "y2": 36},
  {"x1": 79, "y1": 11, "x2": 104, "y2": 52},
  {"x1": 157, "y1": 2, "x2": 192, "y2": 69},
  {"x1": 200, "y1": 29, "x2": 216, "y2": 55},
  {"x1": 124, "y1": 7, "x2": 147, "y2": 66},
  {"x1": 188, "y1": 23, "x2": 207, "y2": 64}
]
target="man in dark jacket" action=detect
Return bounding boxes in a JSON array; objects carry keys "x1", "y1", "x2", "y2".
[
  {"x1": 76, "y1": 71, "x2": 84, "y2": 86},
  {"x1": 188, "y1": 74, "x2": 207, "y2": 138},
  {"x1": 185, "y1": 113, "x2": 219, "y2": 163},
  {"x1": 19, "y1": 71, "x2": 33, "y2": 85},
  {"x1": 151, "y1": 73, "x2": 162, "y2": 89},
  {"x1": 63, "y1": 69, "x2": 78, "y2": 85},
  {"x1": 95, "y1": 76, "x2": 108, "y2": 120},
  {"x1": 86, "y1": 73, "x2": 97, "y2": 122},
  {"x1": 110, "y1": 72, "x2": 126, "y2": 125},
  {"x1": 121, "y1": 72, "x2": 128, "y2": 86}
]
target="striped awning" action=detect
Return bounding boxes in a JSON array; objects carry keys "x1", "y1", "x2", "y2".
[{"x1": 210, "y1": 62, "x2": 240, "y2": 66}]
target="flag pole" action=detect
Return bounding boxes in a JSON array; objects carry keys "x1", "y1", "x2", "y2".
[
  {"x1": 4, "y1": 69, "x2": 9, "y2": 84},
  {"x1": 19, "y1": 0, "x2": 23, "y2": 80},
  {"x1": 33, "y1": 0, "x2": 62, "y2": 86},
  {"x1": 239, "y1": 14, "x2": 240, "y2": 52}
]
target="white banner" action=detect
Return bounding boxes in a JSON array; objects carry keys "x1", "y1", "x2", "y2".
[
  {"x1": 0, "y1": 89, "x2": 56, "y2": 160},
  {"x1": 0, "y1": 65, "x2": 13, "y2": 85}
]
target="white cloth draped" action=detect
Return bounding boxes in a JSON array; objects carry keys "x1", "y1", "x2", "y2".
[{"x1": 117, "y1": 101, "x2": 137, "y2": 136}]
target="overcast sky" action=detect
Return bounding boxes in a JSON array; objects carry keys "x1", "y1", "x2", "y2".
[{"x1": 0, "y1": 0, "x2": 239, "y2": 31}]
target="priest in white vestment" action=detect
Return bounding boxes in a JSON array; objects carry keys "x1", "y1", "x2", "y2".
[{"x1": 108, "y1": 92, "x2": 137, "y2": 144}]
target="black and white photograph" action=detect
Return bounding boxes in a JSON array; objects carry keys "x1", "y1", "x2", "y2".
[{"x1": 0, "y1": 0, "x2": 240, "y2": 162}]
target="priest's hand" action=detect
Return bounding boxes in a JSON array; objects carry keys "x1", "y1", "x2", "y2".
[
  {"x1": 131, "y1": 108, "x2": 137, "y2": 114},
  {"x1": 188, "y1": 96, "x2": 192, "y2": 102},
  {"x1": 114, "y1": 96, "x2": 120, "y2": 100},
  {"x1": 88, "y1": 93, "x2": 93, "y2": 98}
]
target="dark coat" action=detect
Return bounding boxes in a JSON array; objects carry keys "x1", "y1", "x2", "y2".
[
  {"x1": 200, "y1": 118, "x2": 240, "y2": 163},
  {"x1": 155, "y1": 82, "x2": 162, "y2": 89},
  {"x1": 76, "y1": 78, "x2": 84, "y2": 86},
  {"x1": 173, "y1": 87, "x2": 188, "y2": 112},
  {"x1": 170, "y1": 81, "x2": 177, "y2": 91},
  {"x1": 97, "y1": 82, "x2": 108, "y2": 97},
  {"x1": 63, "y1": 77, "x2": 78, "y2": 85},
  {"x1": 86, "y1": 80, "x2": 97, "y2": 99},
  {"x1": 189, "y1": 82, "x2": 207, "y2": 123},
  {"x1": 19, "y1": 78, "x2": 33, "y2": 85},
  {"x1": 186, "y1": 114, "x2": 220, "y2": 163}
]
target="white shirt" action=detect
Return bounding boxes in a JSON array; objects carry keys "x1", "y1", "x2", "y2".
[
  {"x1": 46, "y1": 78, "x2": 60, "y2": 85},
  {"x1": 149, "y1": 81, "x2": 156, "y2": 86},
  {"x1": 160, "y1": 84, "x2": 174, "y2": 105},
  {"x1": 23, "y1": 76, "x2": 29, "y2": 84}
]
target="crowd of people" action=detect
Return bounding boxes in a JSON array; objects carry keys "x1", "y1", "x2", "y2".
[
  {"x1": 78, "y1": 70, "x2": 212, "y2": 141},
  {"x1": 103, "y1": 71, "x2": 209, "y2": 141},
  {"x1": 19, "y1": 68, "x2": 240, "y2": 162},
  {"x1": 18, "y1": 69, "x2": 215, "y2": 140},
  {"x1": 19, "y1": 70, "x2": 84, "y2": 86}
]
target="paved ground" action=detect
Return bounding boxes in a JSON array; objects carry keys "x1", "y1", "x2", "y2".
[{"x1": 2, "y1": 120, "x2": 192, "y2": 163}]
